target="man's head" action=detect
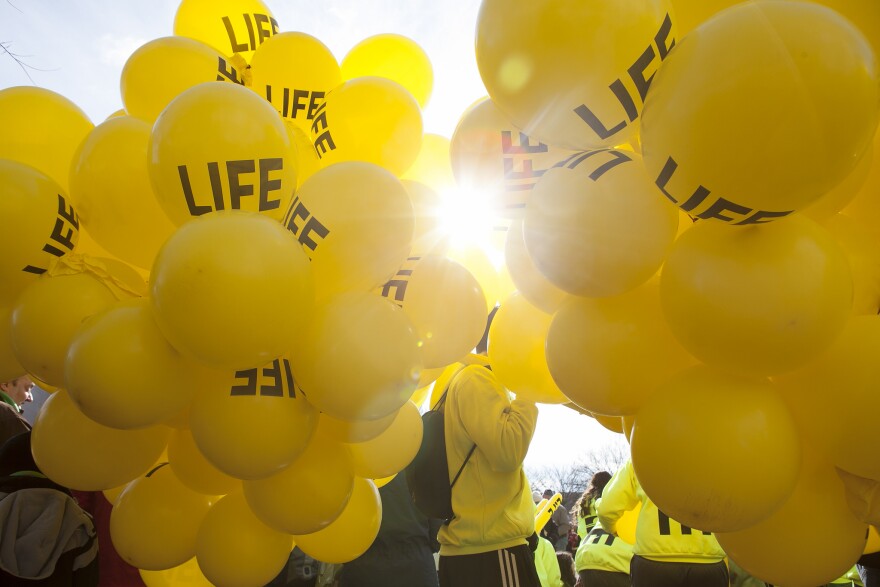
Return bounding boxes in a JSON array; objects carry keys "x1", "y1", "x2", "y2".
[
  {"x1": 543, "y1": 489, "x2": 554, "y2": 500},
  {"x1": 0, "y1": 375, "x2": 35, "y2": 407}
]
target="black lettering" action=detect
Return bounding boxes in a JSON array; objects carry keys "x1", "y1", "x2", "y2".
[
  {"x1": 269, "y1": 17, "x2": 280, "y2": 35},
  {"x1": 282, "y1": 359, "x2": 296, "y2": 398},
  {"x1": 307, "y1": 91, "x2": 325, "y2": 120},
  {"x1": 258, "y1": 158, "x2": 283, "y2": 211},
  {"x1": 254, "y1": 13, "x2": 272, "y2": 44},
  {"x1": 573, "y1": 103, "x2": 626, "y2": 140},
  {"x1": 609, "y1": 78, "x2": 639, "y2": 123},
  {"x1": 655, "y1": 156, "x2": 712, "y2": 212},
  {"x1": 381, "y1": 279, "x2": 409, "y2": 305},
  {"x1": 49, "y1": 194, "x2": 78, "y2": 251},
  {"x1": 291, "y1": 89, "x2": 309, "y2": 118},
  {"x1": 658, "y1": 510, "x2": 672, "y2": 535},
  {"x1": 244, "y1": 13, "x2": 256, "y2": 51},
  {"x1": 179, "y1": 166, "x2": 212, "y2": 216},
  {"x1": 282, "y1": 87, "x2": 290, "y2": 118},
  {"x1": 227, "y1": 160, "x2": 255, "y2": 209},
  {"x1": 21, "y1": 265, "x2": 46, "y2": 275},
  {"x1": 655, "y1": 13, "x2": 676, "y2": 60},
  {"x1": 217, "y1": 56, "x2": 243, "y2": 84},
  {"x1": 260, "y1": 359, "x2": 283, "y2": 397},
  {"x1": 42, "y1": 243, "x2": 66, "y2": 257},
  {"x1": 231, "y1": 369, "x2": 258, "y2": 395},
  {"x1": 207, "y1": 161, "x2": 225, "y2": 211},
  {"x1": 314, "y1": 132, "x2": 335, "y2": 157},
  {"x1": 283, "y1": 197, "x2": 308, "y2": 235},
  {"x1": 500, "y1": 131, "x2": 548, "y2": 155},
  {"x1": 298, "y1": 216, "x2": 329, "y2": 251},
  {"x1": 696, "y1": 197, "x2": 751, "y2": 222},
  {"x1": 628, "y1": 45, "x2": 657, "y2": 102},
  {"x1": 736, "y1": 209, "x2": 793, "y2": 225},
  {"x1": 222, "y1": 16, "x2": 248, "y2": 53},
  {"x1": 503, "y1": 157, "x2": 545, "y2": 182},
  {"x1": 561, "y1": 149, "x2": 632, "y2": 181}
]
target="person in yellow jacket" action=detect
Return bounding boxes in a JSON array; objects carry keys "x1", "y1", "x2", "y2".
[
  {"x1": 597, "y1": 459, "x2": 728, "y2": 586},
  {"x1": 535, "y1": 536, "x2": 564, "y2": 587},
  {"x1": 574, "y1": 471, "x2": 612, "y2": 541},
  {"x1": 437, "y1": 352, "x2": 541, "y2": 587},
  {"x1": 574, "y1": 519, "x2": 633, "y2": 587}
]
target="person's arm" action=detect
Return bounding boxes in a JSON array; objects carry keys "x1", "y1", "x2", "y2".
[
  {"x1": 454, "y1": 367, "x2": 538, "y2": 473},
  {"x1": 596, "y1": 461, "x2": 639, "y2": 535}
]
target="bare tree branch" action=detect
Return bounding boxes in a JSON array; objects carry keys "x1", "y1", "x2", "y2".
[{"x1": 1, "y1": 41, "x2": 36, "y2": 83}]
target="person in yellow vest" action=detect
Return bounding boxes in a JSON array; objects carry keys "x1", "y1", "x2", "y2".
[
  {"x1": 574, "y1": 471, "x2": 612, "y2": 541},
  {"x1": 437, "y1": 340, "x2": 541, "y2": 587},
  {"x1": 597, "y1": 460, "x2": 727, "y2": 586},
  {"x1": 574, "y1": 520, "x2": 633, "y2": 587},
  {"x1": 535, "y1": 536, "x2": 564, "y2": 587}
]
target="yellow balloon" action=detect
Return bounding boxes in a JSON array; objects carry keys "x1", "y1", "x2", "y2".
[
  {"x1": 0, "y1": 86, "x2": 93, "y2": 191},
  {"x1": 285, "y1": 120, "x2": 321, "y2": 189},
  {"x1": 373, "y1": 474, "x2": 396, "y2": 489},
  {"x1": 0, "y1": 306, "x2": 24, "y2": 382},
  {"x1": 640, "y1": 2, "x2": 879, "y2": 224},
  {"x1": 401, "y1": 134, "x2": 455, "y2": 193},
  {"x1": 660, "y1": 214, "x2": 853, "y2": 376},
  {"x1": 476, "y1": 0, "x2": 675, "y2": 150},
  {"x1": 292, "y1": 477, "x2": 382, "y2": 564},
  {"x1": 310, "y1": 77, "x2": 423, "y2": 177},
  {"x1": 281, "y1": 162, "x2": 414, "y2": 299},
  {"x1": 188, "y1": 354, "x2": 318, "y2": 480},
  {"x1": 378, "y1": 255, "x2": 487, "y2": 369},
  {"x1": 348, "y1": 401, "x2": 423, "y2": 479},
  {"x1": 488, "y1": 292, "x2": 568, "y2": 404},
  {"x1": 103, "y1": 484, "x2": 126, "y2": 506},
  {"x1": 868, "y1": 526, "x2": 880, "y2": 555},
  {"x1": 446, "y1": 245, "x2": 502, "y2": 310},
  {"x1": 546, "y1": 280, "x2": 696, "y2": 416},
  {"x1": 243, "y1": 423, "x2": 354, "y2": 535},
  {"x1": 31, "y1": 390, "x2": 170, "y2": 491},
  {"x1": 149, "y1": 82, "x2": 297, "y2": 227},
  {"x1": 110, "y1": 463, "x2": 214, "y2": 570},
  {"x1": 342, "y1": 34, "x2": 434, "y2": 108},
  {"x1": 195, "y1": 492, "x2": 294, "y2": 587},
  {"x1": 250, "y1": 32, "x2": 341, "y2": 133},
  {"x1": 504, "y1": 220, "x2": 567, "y2": 314},
  {"x1": 716, "y1": 451, "x2": 867, "y2": 587},
  {"x1": 822, "y1": 214, "x2": 880, "y2": 316},
  {"x1": 449, "y1": 97, "x2": 576, "y2": 219},
  {"x1": 11, "y1": 255, "x2": 140, "y2": 387},
  {"x1": 66, "y1": 299, "x2": 217, "y2": 430},
  {"x1": 174, "y1": 0, "x2": 278, "y2": 62},
  {"x1": 140, "y1": 557, "x2": 214, "y2": 587},
  {"x1": 775, "y1": 316, "x2": 880, "y2": 481},
  {"x1": 843, "y1": 126, "x2": 880, "y2": 229},
  {"x1": 631, "y1": 366, "x2": 801, "y2": 532},
  {"x1": 802, "y1": 144, "x2": 873, "y2": 222},
  {"x1": 523, "y1": 148, "x2": 679, "y2": 297},
  {"x1": 168, "y1": 428, "x2": 241, "y2": 496},
  {"x1": 122, "y1": 36, "x2": 248, "y2": 123},
  {"x1": 591, "y1": 413, "x2": 624, "y2": 435},
  {"x1": 320, "y1": 411, "x2": 397, "y2": 444},
  {"x1": 402, "y1": 180, "x2": 448, "y2": 257},
  {"x1": 293, "y1": 292, "x2": 422, "y2": 421},
  {"x1": 70, "y1": 116, "x2": 177, "y2": 269},
  {"x1": 0, "y1": 160, "x2": 80, "y2": 304},
  {"x1": 150, "y1": 211, "x2": 314, "y2": 369}
]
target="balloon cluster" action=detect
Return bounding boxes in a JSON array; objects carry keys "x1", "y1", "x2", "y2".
[
  {"x1": 464, "y1": 0, "x2": 880, "y2": 585},
  {"x1": 0, "y1": 0, "x2": 878, "y2": 585}
]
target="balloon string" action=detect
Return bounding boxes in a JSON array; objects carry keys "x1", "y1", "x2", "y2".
[{"x1": 46, "y1": 254, "x2": 144, "y2": 300}]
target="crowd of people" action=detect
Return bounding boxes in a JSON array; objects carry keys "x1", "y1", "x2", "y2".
[{"x1": 1, "y1": 360, "x2": 879, "y2": 587}]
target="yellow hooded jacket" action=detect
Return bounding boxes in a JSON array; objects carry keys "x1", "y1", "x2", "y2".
[
  {"x1": 597, "y1": 460, "x2": 725, "y2": 564},
  {"x1": 574, "y1": 522, "x2": 633, "y2": 574},
  {"x1": 438, "y1": 363, "x2": 539, "y2": 556}
]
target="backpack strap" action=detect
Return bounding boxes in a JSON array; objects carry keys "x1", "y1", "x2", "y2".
[{"x1": 434, "y1": 364, "x2": 483, "y2": 490}]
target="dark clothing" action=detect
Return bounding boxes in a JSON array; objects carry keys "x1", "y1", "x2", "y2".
[
  {"x1": 438, "y1": 544, "x2": 541, "y2": 587},
  {"x1": 337, "y1": 474, "x2": 441, "y2": 587},
  {"x1": 0, "y1": 433, "x2": 98, "y2": 587},
  {"x1": 859, "y1": 552, "x2": 880, "y2": 587},
  {"x1": 630, "y1": 554, "x2": 728, "y2": 587},
  {"x1": 578, "y1": 569, "x2": 631, "y2": 587},
  {"x1": 70, "y1": 491, "x2": 146, "y2": 587},
  {"x1": 0, "y1": 401, "x2": 30, "y2": 447}
]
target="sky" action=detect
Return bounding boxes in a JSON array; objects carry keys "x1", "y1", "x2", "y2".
[{"x1": 0, "y1": 0, "x2": 623, "y2": 470}]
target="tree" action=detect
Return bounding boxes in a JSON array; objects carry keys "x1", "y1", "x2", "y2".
[{"x1": 526, "y1": 435, "x2": 630, "y2": 510}]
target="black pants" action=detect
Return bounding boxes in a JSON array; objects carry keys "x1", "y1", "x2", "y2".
[
  {"x1": 578, "y1": 569, "x2": 631, "y2": 586},
  {"x1": 439, "y1": 545, "x2": 541, "y2": 587},
  {"x1": 630, "y1": 554, "x2": 728, "y2": 587}
]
